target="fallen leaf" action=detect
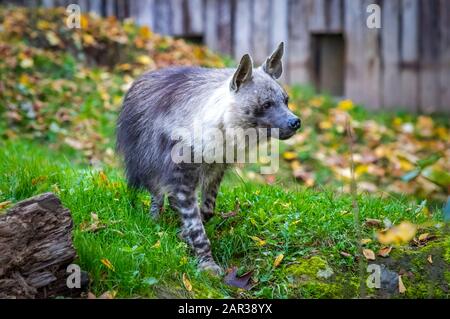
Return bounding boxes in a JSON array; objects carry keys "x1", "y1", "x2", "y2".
[
  {"x1": 361, "y1": 238, "x2": 372, "y2": 245},
  {"x1": 249, "y1": 236, "x2": 266, "y2": 247},
  {"x1": 0, "y1": 201, "x2": 12, "y2": 210},
  {"x1": 182, "y1": 273, "x2": 192, "y2": 292},
  {"x1": 378, "y1": 246, "x2": 392, "y2": 258},
  {"x1": 418, "y1": 233, "x2": 430, "y2": 242},
  {"x1": 151, "y1": 240, "x2": 161, "y2": 249},
  {"x1": 340, "y1": 251, "x2": 352, "y2": 258},
  {"x1": 80, "y1": 212, "x2": 106, "y2": 233},
  {"x1": 377, "y1": 221, "x2": 417, "y2": 245},
  {"x1": 398, "y1": 275, "x2": 406, "y2": 294},
  {"x1": 87, "y1": 292, "x2": 97, "y2": 299},
  {"x1": 363, "y1": 249, "x2": 376, "y2": 261},
  {"x1": 273, "y1": 254, "x2": 284, "y2": 268},
  {"x1": 98, "y1": 290, "x2": 116, "y2": 299},
  {"x1": 100, "y1": 258, "x2": 115, "y2": 271},
  {"x1": 224, "y1": 267, "x2": 253, "y2": 290},
  {"x1": 282, "y1": 151, "x2": 297, "y2": 161},
  {"x1": 365, "y1": 218, "x2": 382, "y2": 228},
  {"x1": 427, "y1": 255, "x2": 433, "y2": 264}
]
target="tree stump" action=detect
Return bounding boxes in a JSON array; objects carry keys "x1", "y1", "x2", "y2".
[{"x1": 0, "y1": 193, "x2": 88, "y2": 298}]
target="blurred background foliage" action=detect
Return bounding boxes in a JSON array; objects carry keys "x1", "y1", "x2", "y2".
[{"x1": 0, "y1": 7, "x2": 449, "y2": 204}]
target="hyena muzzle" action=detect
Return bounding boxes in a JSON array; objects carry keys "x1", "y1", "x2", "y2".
[{"x1": 117, "y1": 42, "x2": 301, "y2": 275}]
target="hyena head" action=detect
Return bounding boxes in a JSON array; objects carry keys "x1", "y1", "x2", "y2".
[{"x1": 228, "y1": 42, "x2": 301, "y2": 140}]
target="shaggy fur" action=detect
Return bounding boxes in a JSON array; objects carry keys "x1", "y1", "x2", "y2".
[{"x1": 117, "y1": 43, "x2": 300, "y2": 274}]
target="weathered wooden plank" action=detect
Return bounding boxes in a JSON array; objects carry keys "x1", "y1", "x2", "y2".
[
  {"x1": 361, "y1": 0, "x2": 382, "y2": 110},
  {"x1": 129, "y1": 0, "x2": 155, "y2": 29},
  {"x1": 288, "y1": 0, "x2": 310, "y2": 84},
  {"x1": 76, "y1": 0, "x2": 88, "y2": 13},
  {"x1": 420, "y1": 0, "x2": 441, "y2": 114},
  {"x1": 115, "y1": 0, "x2": 128, "y2": 19},
  {"x1": 205, "y1": 0, "x2": 218, "y2": 52},
  {"x1": 105, "y1": 0, "x2": 116, "y2": 17},
  {"x1": 41, "y1": 0, "x2": 54, "y2": 7},
  {"x1": 344, "y1": 0, "x2": 365, "y2": 104},
  {"x1": 327, "y1": 0, "x2": 343, "y2": 32},
  {"x1": 439, "y1": 0, "x2": 450, "y2": 113},
  {"x1": 252, "y1": 0, "x2": 271, "y2": 64},
  {"x1": 400, "y1": 0, "x2": 420, "y2": 112},
  {"x1": 171, "y1": 0, "x2": 184, "y2": 35},
  {"x1": 89, "y1": 0, "x2": 102, "y2": 15},
  {"x1": 234, "y1": 0, "x2": 252, "y2": 60},
  {"x1": 270, "y1": 0, "x2": 289, "y2": 82},
  {"x1": 154, "y1": 0, "x2": 172, "y2": 35},
  {"x1": 382, "y1": 0, "x2": 403, "y2": 109},
  {"x1": 186, "y1": 0, "x2": 204, "y2": 34},
  {"x1": 308, "y1": 0, "x2": 327, "y2": 33},
  {"x1": 217, "y1": 0, "x2": 233, "y2": 55}
]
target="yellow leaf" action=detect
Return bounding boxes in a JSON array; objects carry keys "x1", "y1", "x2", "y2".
[
  {"x1": 249, "y1": 236, "x2": 266, "y2": 247},
  {"x1": 179, "y1": 256, "x2": 188, "y2": 266},
  {"x1": 136, "y1": 55, "x2": 153, "y2": 65},
  {"x1": 360, "y1": 238, "x2": 372, "y2": 245},
  {"x1": 319, "y1": 120, "x2": 332, "y2": 130},
  {"x1": 0, "y1": 201, "x2": 12, "y2": 210},
  {"x1": 80, "y1": 15, "x2": 89, "y2": 29},
  {"x1": 282, "y1": 151, "x2": 297, "y2": 161},
  {"x1": 362, "y1": 249, "x2": 376, "y2": 261},
  {"x1": 98, "y1": 290, "x2": 117, "y2": 299},
  {"x1": 427, "y1": 255, "x2": 433, "y2": 264},
  {"x1": 273, "y1": 254, "x2": 284, "y2": 268},
  {"x1": 398, "y1": 275, "x2": 406, "y2": 294},
  {"x1": 19, "y1": 74, "x2": 30, "y2": 85},
  {"x1": 139, "y1": 26, "x2": 152, "y2": 40},
  {"x1": 182, "y1": 273, "x2": 192, "y2": 292},
  {"x1": 418, "y1": 233, "x2": 429, "y2": 242},
  {"x1": 151, "y1": 240, "x2": 161, "y2": 249},
  {"x1": 377, "y1": 221, "x2": 417, "y2": 245},
  {"x1": 355, "y1": 164, "x2": 369, "y2": 176},
  {"x1": 337, "y1": 99, "x2": 354, "y2": 111},
  {"x1": 100, "y1": 258, "x2": 115, "y2": 271},
  {"x1": 99, "y1": 171, "x2": 108, "y2": 184},
  {"x1": 46, "y1": 31, "x2": 61, "y2": 46},
  {"x1": 309, "y1": 97, "x2": 324, "y2": 107},
  {"x1": 82, "y1": 34, "x2": 96, "y2": 46}
]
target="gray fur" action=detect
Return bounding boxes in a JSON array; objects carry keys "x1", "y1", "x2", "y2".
[{"x1": 116, "y1": 43, "x2": 300, "y2": 274}]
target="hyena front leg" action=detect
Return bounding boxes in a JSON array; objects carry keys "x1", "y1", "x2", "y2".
[
  {"x1": 149, "y1": 193, "x2": 164, "y2": 219},
  {"x1": 169, "y1": 188, "x2": 222, "y2": 275},
  {"x1": 201, "y1": 170, "x2": 225, "y2": 222}
]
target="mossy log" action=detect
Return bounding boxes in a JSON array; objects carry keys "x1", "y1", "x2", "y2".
[{"x1": 0, "y1": 193, "x2": 88, "y2": 298}]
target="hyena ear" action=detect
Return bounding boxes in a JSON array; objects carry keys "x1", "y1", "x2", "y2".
[
  {"x1": 262, "y1": 42, "x2": 284, "y2": 79},
  {"x1": 230, "y1": 54, "x2": 253, "y2": 92}
]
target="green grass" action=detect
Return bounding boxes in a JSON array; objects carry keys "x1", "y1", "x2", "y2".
[{"x1": 1, "y1": 140, "x2": 447, "y2": 298}]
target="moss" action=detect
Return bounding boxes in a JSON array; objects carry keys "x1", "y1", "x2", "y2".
[
  {"x1": 285, "y1": 256, "x2": 358, "y2": 298},
  {"x1": 377, "y1": 238, "x2": 450, "y2": 298},
  {"x1": 286, "y1": 256, "x2": 330, "y2": 280}
]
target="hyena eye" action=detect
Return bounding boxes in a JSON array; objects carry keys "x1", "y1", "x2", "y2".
[{"x1": 262, "y1": 101, "x2": 274, "y2": 109}]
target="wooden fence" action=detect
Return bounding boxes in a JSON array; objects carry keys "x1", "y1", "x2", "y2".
[{"x1": 1, "y1": 0, "x2": 449, "y2": 114}]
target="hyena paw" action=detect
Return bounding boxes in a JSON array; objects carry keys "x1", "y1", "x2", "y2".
[
  {"x1": 199, "y1": 259, "x2": 223, "y2": 276},
  {"x1": 201, "y1": 210, "x2": 214, "y2": 222}
]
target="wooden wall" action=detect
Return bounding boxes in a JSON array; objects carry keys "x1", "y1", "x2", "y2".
[{"x1": 1, "y1": 0, "x2": 449, "y2": 114}]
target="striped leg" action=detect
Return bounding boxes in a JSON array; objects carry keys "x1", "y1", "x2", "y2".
[
  {"x1": 200, "y1": 170, "x2": 224, "y2": 222},
  {"x1": 169, "y1": 189, "x2": 222, "y2": 275},
  {"x1": 149, "y1": 193, "x2": 164, "y2": 219}
]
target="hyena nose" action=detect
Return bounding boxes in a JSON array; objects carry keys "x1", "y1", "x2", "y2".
[{"x1": 288, "y1": 118, "x2": 301, "y2": 130}]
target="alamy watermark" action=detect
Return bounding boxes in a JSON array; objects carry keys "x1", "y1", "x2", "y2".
[{"x1": 170, "y1": 127, "x2": 280, "y2": 174}]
